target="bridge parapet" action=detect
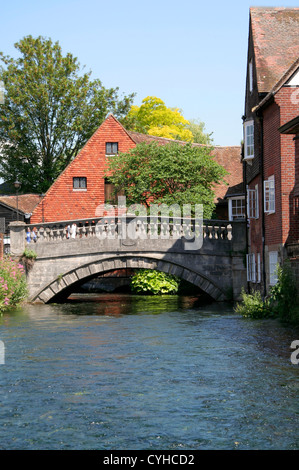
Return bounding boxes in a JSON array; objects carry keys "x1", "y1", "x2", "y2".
[{"x1": 9, "y1": 216, "x2": 235, "y2": 254}]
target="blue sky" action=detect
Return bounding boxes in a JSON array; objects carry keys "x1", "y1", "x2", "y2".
[{"x1": 1, "y1": 0, "x2": 298, "y2": 146}]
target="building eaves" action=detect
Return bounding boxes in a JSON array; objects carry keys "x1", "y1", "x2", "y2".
[
  {"x1": 252, "y1": 56, "x2": 299, "y2": 113},
  {"x1": 279, "y1": 115, "x2": 299, "y2": 135}
]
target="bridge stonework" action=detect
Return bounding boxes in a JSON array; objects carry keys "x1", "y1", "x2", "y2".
[{"x1": 9, "y1": 218, "x2": 247, "y2": 303}]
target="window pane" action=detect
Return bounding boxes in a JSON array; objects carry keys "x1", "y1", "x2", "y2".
[
  {"x1": 73, "y1": 177, "x2": 86, "y2": 189},
  {"x1": 80, "y1": 177, "x2": 87, "y2": 189},
  {"x1": 106, "y1": 142, "x2": 118, "y2": 155}
]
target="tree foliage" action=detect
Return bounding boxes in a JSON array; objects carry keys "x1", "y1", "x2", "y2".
[
  {"x1": 0, "y1": 35, "x2": 135, "y2": 193},
  {"x1": 186, "y1": 118, "x2": 214, "y2": 145},
  {"x1": 131, "y1": 269, "x2": 180, "y2": 295},
  {"x1": 122, "y1": 96, "x2": 194, "y2": 142},
  {"x1": 106, "y1": 141, "x2": 227, "y2": 218}
]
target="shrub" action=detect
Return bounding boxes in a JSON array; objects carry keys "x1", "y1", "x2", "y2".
[
  {"x1": 235, "y1": 261, "x2": 299, "y2": 325},
  {"x1": 20, "y1": 248, "x2": 37, "y2": 272},
  {"x1": 235, "y1": 288, "x2": 272, "y2": 319},
  {"x1": 269, "y1": 260, "x2": 299, "y2": 325},
  {"x1": 0, "y1": 256, "x2": 28, "y2": 313},
  {"x1": 131, "y1": 269, "x2": 180, "y2": 295}
]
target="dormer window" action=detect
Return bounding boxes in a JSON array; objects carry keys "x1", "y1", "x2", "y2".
[
  {"x1": 244, "y1": 120, "x2": 254, "y2": 159},
  {"x1": 106, "y1": 142, "x2": 118, "y2": 156}
]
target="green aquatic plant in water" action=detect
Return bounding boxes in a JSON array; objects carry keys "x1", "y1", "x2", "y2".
[{"x1": 130, "y1": 269, "x2": 180, "y2": 295}]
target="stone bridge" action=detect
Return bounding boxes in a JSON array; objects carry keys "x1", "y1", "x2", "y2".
[{"x1": 9, "y1": 216, "x2": 247, "y2": 303}]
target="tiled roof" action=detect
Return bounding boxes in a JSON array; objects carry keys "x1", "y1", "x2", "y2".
[
  {"x1": 128, "y1": 131, "x2": 205, "y2": 147},
  {"x1": 253, "y1": 57, "x2": 299, "y2": 112},
  {"x1": 250, "y1": 7, "x2": 299, "y2": 93},
  {"x1": 0, "y1": 194, "x2": 41, "y2": 214}
]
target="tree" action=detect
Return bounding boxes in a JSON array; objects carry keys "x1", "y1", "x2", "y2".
[
  {"x1": 0, "y1": 36, "x2": 135, "y2": 193},
  {"x1": 121, "y1": 96, "x2": 194, "y2": 142},
  {"x1": 186, "y1": 118, "x2": 214, "y2": 145},
  {"x1": 106, "y1": 141, "x2": 227, "y2": 218}
]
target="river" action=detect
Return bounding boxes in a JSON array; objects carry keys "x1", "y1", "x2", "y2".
[{"x1": 0, "y1": 293, "x2": 298, "y2": 450}]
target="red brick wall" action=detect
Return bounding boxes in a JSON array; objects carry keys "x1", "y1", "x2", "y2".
[
  {"x1": 262, "y1": 88, "x2": 297, "y2": 246},
  {"x1": 290, "y1": 136, "x2": 299, "y2": 242},
  {"x1": 31, "y1": 115, "x2": 136, "y2": 223},
  {"x1": 276, "y1": 87, "x2": 297, "y2": 244},
  {"x1": 263, "y1": 100, "x2": 282, "y2": 245}
]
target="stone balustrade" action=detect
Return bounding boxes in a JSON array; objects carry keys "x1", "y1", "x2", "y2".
[{"x1": 23, "y1": 216, "x2": 233, "y2": 244}]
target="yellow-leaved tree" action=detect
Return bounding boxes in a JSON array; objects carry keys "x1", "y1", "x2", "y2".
[{"x1": 122, "y1": 96, "x2": 194, "y2": 142}]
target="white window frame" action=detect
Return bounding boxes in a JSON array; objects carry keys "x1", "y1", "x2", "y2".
[
  {"x1": 264, "y1": 175, "x2": 275, "y2": 214},
  {"x1": 269, "y1": 251, "x2": 278, "y2": 286},
  {"x1": 105, "y1": 142, "x2": 118, "y2": 156},
  {"x1": 247, "y1": 184, "x2": 259, "y2": 219},
  {"x1": 249, "y1": 59, "x2": 253, "y2": 92},
  {"x1": 256, "y1": 253, "x2": 261, "y2": 283},
  {"x1": 246, "y1": 253, "x2": 256, "y2": 282},
  {"x1": 228, "y1": 196, "x2": 246, "y2": 221},
  {"x1": 244, "y1": 120, "x2": 254, "y2": 159}
]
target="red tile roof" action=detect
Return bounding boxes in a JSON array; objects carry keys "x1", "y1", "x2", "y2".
[
  {"x1": 0, "y1": 194, "x2": 41, "y2": 214},
  {"x1": 253, "y1": 57, "x2": 299, "y2": 112},
  {"x1": 250, "y1": 7, "x2": 299, "y2": 93}
]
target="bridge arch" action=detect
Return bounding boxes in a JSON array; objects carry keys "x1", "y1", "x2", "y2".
[{"x1": 32, "y1": 255, "x2": 227, "y2": 303}]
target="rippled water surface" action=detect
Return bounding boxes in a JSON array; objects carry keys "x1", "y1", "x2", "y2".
[{"x1": 0, "y1": 294, "x2": 299, "y2": 450}]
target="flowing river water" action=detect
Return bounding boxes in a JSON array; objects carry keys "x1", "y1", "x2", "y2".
[{"x1": 0, "y1": 293, "x2": 299, "y2": 450}]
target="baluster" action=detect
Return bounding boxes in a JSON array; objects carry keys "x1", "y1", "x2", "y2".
[
  {"x1": 205, "y1": 224, "x2": 210, "y2": 238},
  {"x1": 162, "y1": 217, "x2": 170, "y2": 239},
  {"x1": 149, "y1": 217, "x2": 158, "y2": 239},
  {"x1": 172, "y1": 218, "x2": 180, "y2": 239},
  {"x1": 139, "y1": 219, "x2": 147, "y2": 239}
]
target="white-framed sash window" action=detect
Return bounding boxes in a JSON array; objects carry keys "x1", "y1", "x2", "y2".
[
  {"x1": 246, "y1": 253, "x2": 256, "y2": 282},
  {"x1": 264, "y1": 176, "x2": 275, "y2": 213},
  {"x1": 244, "y1": 120, "x2": 254, "y2": 159},
  {"x1": 269, "y1": 251, "x2": 278, "y2": 285},
  {"x1": 247, "y1": 184, "x2": 259, "y2": 219}
]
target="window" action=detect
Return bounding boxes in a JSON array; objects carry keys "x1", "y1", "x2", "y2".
[
  {"x1": 246, "y1": 253, "x2": 256, "y2": 282},
  {"x1": 228, "y1": 197, "x2": 246, "y2": 220},
  {"x1": 104, "y1": 178, "x2": 124, "y2": 204},
  {"x1": 244, "y1": 120, "x2": 254, "y2": 159},
  {"x1": 264, "y1": 176, "x2": 275, "y2": 213},
  {"x1": 257, "y1": 253, "x2": 261, "y2": 283},
  {"x1": 247, "y1": 184, "x2": 259, "y2": 219},
  {"x1": 269, "y1": 251, "x2": 278, "y2": 285},
  {"x1": 249, "y1": 60, "x2": 253, "y2": 92},
  {"x1": 73, "y1": 177, "x2": 87, "y2": 190},
  {"x1": 106, "y1": 142, "x2": 118, "y2": 155}
]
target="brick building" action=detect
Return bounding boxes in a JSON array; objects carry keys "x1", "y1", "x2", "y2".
[
  {"x1": 243, "y1": 7, "x2": 299, "y2": 294},
  {"x1": 30, "y1": 114, "x2": 242, "y2": 223}
]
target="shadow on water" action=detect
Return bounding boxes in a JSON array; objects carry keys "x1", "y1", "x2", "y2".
[{"x1": 65, "y1": 292, "x2": 226, "y2": 317}]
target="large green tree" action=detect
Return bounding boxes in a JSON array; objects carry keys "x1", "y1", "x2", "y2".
[
  {"x1": 106, "y1": 141, "x2": 227, "y2": 218},
  {"x1": 0, "y1": 36, "x2": 135, "y2": 193}
]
